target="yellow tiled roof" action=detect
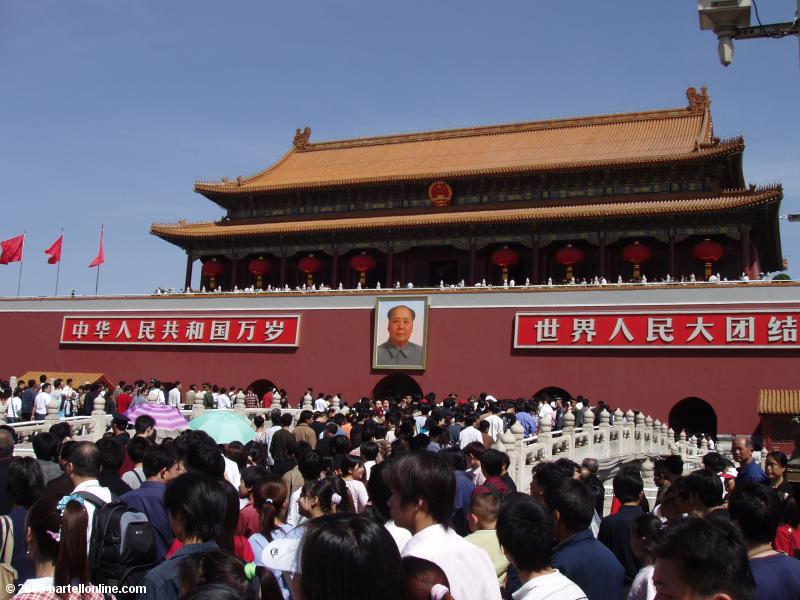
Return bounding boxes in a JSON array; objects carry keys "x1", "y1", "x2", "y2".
[
  {"x1": 151, "y1": 187, "x2": 782, "y2": 242},
  {"x1": 759, "y1": 390, "x2": 800, "y2": 415},
  {"x1": 17, "y1": 371, "x2": 114, "y2": 389},
  {"x1": 195, "y1": 87, "x2": 723, "y2": 195}
]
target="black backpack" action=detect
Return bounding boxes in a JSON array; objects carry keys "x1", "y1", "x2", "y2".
[{"x1": 77, "y1": 492, "x2": 157, "y2": 595}]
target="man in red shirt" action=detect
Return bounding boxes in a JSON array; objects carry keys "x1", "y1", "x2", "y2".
[
  {"x1": 116, "y1": 384, "x2": 133, "y2": 414},
  {"x1": 262, "y1": 388, "x2": 274, "y2": 408}
]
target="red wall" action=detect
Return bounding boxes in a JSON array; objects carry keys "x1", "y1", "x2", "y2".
[{"x1": 0, "y1": 301, "x2": 796, "y2": 435}]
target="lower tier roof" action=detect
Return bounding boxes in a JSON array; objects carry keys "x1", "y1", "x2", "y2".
[{"x1": 151, "y1": 187, "x2": 782, "y2": 245}]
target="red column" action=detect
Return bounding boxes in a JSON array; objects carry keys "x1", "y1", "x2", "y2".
[
  {"x1": 741, "y1": 227, "x2": 752, "y2": 277},
  {"x1": 184, "y1": 253, "x2": 193, "y2": 291}
]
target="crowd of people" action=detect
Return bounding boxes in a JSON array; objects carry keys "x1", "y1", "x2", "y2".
[{"x1": 0, "y1": 379, "x2": 798, "y2": 599}]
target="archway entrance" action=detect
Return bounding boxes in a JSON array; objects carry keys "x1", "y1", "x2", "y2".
[
  {"x1": 248, "y1": 379, "x2": 277, "y2": 402},
  {"x1": 533, "y1": 386, "x2": 572, "y2": 402},
  {"x1": 372, "y1": 374, "x2": 423, "y2": 401},
  {"x1": 669, "y1": 397, "x2": 717, "y2": 439}
]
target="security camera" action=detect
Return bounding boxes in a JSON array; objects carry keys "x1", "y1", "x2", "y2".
[{"x1": 698, "y1": 0, "x2": 752, "y2": 66}]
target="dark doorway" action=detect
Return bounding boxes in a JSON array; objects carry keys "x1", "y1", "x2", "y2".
[
  {"x1": 669, "y1": 397, "x2": 717, "y2": 439},
  {"x1": 533, "y1": 386, "x2": 572, "y2": 401},
  {"x1": 248, "y1": 379, "x2": 277, "y2": 403},
  {"x1": 372, "y1": 374, "x2": 423, "y2": 401}
]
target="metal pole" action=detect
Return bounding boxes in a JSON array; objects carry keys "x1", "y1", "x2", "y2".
[
  {"x1": 16, "y1": 230, "x2": 26, "y2": 297},
  {"x1": 95, "y1": 264, "x2": 100, "y2": 295},
  {"x1": 54, "y1": 227, "x2": 63, "y2": 297}
]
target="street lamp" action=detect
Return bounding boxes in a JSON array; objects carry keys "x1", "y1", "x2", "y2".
[
  {"x1": 698, "y1": 0, "x2": 800, "y2": 66},
  {"x1": 780, "y1": 214, "x2": 800, "y2": 222}
]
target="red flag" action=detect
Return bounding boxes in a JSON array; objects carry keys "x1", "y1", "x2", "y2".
[
  {"x1": 88, "y1": 227, "x2": 105, "y2": 268},
  {"x1": 44, "y1": 234, "x2": 63, "y2": 264},
  {"x1": 0, "y1": 234, "x2": 24, "y2": 265}
]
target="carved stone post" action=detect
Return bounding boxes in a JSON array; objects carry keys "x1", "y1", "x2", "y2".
[
  {"x1": 510, "y1": 420, "x2": 525, "y2": 489},
  {"x1": 644, "y1": 416, "x2": 653, "y2": 454},
  {"x1": 634, "y1": 411, "x2": 645, "y2": 454},
  {"x1": 302, "y1": 395, "x2": 313, "y2": 411},
  {"x1": 563, "y1": 411, "x2": 575, "y2": 460},
  {"x1": 583, "y1": 407, "x2": 595, "y2": 457},
  {"x1": 539, "y1": 418, "x2": 553, "y2": 461},
  {"x1": 45, "y1": 396, "x2": 60, "y2": 423},
  {"x1": 653, "y1": 419, "x2": 661, "y2": 451},
  {"x1": 191, "y1": 402, "x2": 205, "y2": 420},
  {"x1": 90, "y1": 393, "x2": 108, "y2": 441},
  {"x1": 641, "y1": 457, "x2": 655, "y2": 487},
  {"x1": 0, "y1": 399, "x2": 6, "y2": 425},
  {"x1": 624, "y1": 409, "x2": 635, "y2": 454},
  {"x1": 331, "y1": 396, "x2": 341, "y2": 412},
  {"x1": 599, "y1": 409, "x2": 610, "y2": 459},
  {"x1": 613, "y1": 408, "x2": 624, "y2": 456}
]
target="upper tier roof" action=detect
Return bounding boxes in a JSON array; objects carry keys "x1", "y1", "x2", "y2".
[{"x1": 195, "y1": 87, "x2": 723, "y2": 196}]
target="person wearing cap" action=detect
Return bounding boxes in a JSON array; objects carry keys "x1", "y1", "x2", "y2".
[
  {"x1": 385, "y1": 452, "x2": 501, "y2": 600},
  {"x1": 111, "y1": 413, "x2": 131, "y2": 444}
]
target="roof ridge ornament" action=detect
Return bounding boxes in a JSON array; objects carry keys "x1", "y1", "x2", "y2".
[
  {"x1": 686, "y1": 86, "x2": 710, "y2": 113},
  {"x1": 293, "y1": 127, "x2": 312, "y2": 150}
]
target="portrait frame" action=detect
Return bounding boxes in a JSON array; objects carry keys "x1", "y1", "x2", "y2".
[{"x1": 372, "y1": 296, "x2": 429, "y2": 370}]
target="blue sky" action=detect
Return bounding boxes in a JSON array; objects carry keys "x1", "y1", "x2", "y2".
[{"x1": 1, "y1": 1, "x2": 798, "y2": 295}]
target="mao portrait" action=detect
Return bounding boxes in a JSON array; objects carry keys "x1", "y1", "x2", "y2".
[{"x1": 372, "y1": 297, "x2": 428, "y2": 370}]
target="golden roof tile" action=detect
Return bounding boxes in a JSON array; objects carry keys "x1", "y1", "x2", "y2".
[
  {"x1": 759, "y1": 389, "x2": 800, "y2": 415},
  {"x1": 195, "y1": 88, "x2": 724, "y2": 195}
]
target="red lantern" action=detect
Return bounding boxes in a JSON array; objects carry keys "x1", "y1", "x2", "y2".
[
  {"x1": 350, "y1": 252, "x2": 376, "y2": 286},
  {"x1": 692, "y1": 239, "x2": 724, "y2": 280},
  {"x1": 248, "y1": 257, "x2": 272, "y2": 289},
  {"x1": 298, "y1": 254, "x2": 322, "y2": 286},
  {"x1": 201, "y1": 258, "x2": 225, "y2": 290},
  {"x1": 554, "y1": 244, "x2": 584, "y2": 281},
  {"x1": 491, "y1": 246, "x2": 519, "y2": 283},
  {"x1": 622, "y1": 241, "x2": 652, "y2": 280}
]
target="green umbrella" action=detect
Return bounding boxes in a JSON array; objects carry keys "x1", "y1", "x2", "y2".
[{"x1": 189, "y1": 411, "x2": 256, "y2": 444}]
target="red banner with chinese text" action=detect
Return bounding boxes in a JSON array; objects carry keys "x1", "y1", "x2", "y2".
[
  {"x1": 61, "y1": 315, "x2": 300, "y2": 347},
  {"x1": 514, "y1": 311, "x2": 800, "y2": 349}
]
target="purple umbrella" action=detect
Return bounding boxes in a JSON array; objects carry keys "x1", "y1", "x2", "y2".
[{"x1": 125, "y1": 403, "x2": 188, "y2": 430}]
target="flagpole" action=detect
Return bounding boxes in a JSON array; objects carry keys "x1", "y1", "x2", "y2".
[
  {"x1": 94, "y1": 224, "x2": 103, "y2": 295},
  {"x1": 16, "y1": 230, "x2": 26, "y2": 297},
  {"x1": 54, "y1": 227, "x2": 63, "y2": 297}
]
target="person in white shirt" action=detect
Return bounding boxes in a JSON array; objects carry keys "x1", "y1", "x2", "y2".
[
  {"x1": 485, "y1": 405, "x2": 505, "y2": 441},
  {"x1": 168, "y1": 382, "x2": 182, "y2": 408},
  {"x1": 5, "y1": 390, "x2": 22, "y2": 423},
  {"x1": 539, "y1": 401, "x2": 555, "y2": 427},
  {"x1": 314, "y1": 394, "x2": 329, "y2": 412},
  {"x1": 496, "y1": 493, "x2": 587, "y2": 600},
  {"x1": 147, "y1": 383, "x2": 165, "y2": 404},
  {"x1": 385, "y1": 452, "x2": 502, "y2": 600},
  {"x1": 34, "y1": 382, "x2": 53, "y2": 420},
  {"x1": 217, "y1": 389, "x2": 232, "y2": 409},
  {"x1": 66, "y1": 442, "x2": 114, "y2": 549},
  {"x1": 459, "y1": 416, "x2": 483, "y2": 449}
]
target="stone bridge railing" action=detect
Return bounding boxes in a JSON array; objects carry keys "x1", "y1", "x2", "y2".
[
  {"x1": 492, "y1": 407, "x2": 709, "y2": 494},
  {"x1": 4, "y1": 396, "x2": 709, "y2": 498}
]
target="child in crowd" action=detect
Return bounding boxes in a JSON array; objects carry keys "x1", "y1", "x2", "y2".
[
  {"x1": 237, "y1": 466, "x2": 267, "y2": 537},
  {"x1": 465, "y1": 492, "x2": 508, "y2": 586}
]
